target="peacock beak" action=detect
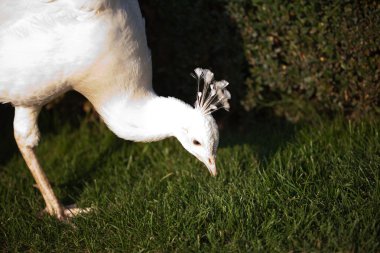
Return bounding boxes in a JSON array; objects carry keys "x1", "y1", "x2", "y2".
[{"x1": 206, "y1": 156, "x2": 217, "y2": 176}]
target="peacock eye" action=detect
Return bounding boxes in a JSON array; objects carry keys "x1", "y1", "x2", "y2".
[{"x1": 193, "y1": 139, "x2": 201, "y2": 146}]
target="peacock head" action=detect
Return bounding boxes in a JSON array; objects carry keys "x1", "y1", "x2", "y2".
[{"x1": 176, "y1": 68, "x2": 230, "y2": 176}]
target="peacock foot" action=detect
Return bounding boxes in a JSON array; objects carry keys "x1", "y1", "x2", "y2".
[
  {"x1": 62, "y1": 204, "x2": 93, "y2": 218},
  {"x1": 40, "y1": 204, "x2": 93, "y2": 221}
]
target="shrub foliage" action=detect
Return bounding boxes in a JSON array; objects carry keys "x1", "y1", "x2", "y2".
[{"x1": 227, "y1": 0, "x2": 380, "y2": 121}]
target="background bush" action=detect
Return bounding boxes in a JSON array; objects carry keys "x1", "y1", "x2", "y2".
[
  {"x1": 140, "y1": 0, "x2": 380, "y2": 122},
  {"x1": 227, "y1": 0, "x2": 380, "y2": 121}
]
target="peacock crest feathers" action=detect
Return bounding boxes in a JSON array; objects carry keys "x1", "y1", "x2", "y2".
[{"x1": 192, "y1": 68, "x2": 231, "y2": 115}]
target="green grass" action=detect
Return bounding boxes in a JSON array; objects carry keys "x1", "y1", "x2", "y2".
[{"x1": 0, "y1": 115, "x2": 379, "y2": 252}]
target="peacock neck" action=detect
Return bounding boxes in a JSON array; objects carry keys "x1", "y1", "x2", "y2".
[{"x1": 97, "y1": 94, "x2": 194, "y2": 142}]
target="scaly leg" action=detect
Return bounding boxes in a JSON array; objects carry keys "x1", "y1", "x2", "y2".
[{"x1": 14, "y1": 106, "x2": 90, "y2": 220}]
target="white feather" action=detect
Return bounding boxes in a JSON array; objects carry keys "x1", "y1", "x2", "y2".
[
  {"x1": 192, "y1": 68, "x2": 231, "y2": 114},
  {"x1": 0, "y1": 0, "x2": 152, "y2": 106}
]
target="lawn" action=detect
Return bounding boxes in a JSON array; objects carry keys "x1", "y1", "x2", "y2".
[{"x1": 0, "y1": 113, "x2": 379, "y2": 252}]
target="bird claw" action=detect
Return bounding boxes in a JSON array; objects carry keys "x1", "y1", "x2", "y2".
[
  {"x1": 63, "y1": 204, "x2": 93, "y2": 218},
  {"x1": 39, "y1": 204, "x2": 94, "y2": 221}
]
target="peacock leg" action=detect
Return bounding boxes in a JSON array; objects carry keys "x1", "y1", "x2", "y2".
[
  {"x1": 13, "y1": 106, "x2": 91, "y2": 220},
  {"x1": 13, "y1": 106, "x2": 67, "y2": 219}
]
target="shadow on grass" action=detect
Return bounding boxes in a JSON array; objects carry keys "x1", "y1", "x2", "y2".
[
  {"x1": 220, "y1": 114, "x2": 298, "y2": 163},
  {"x1": 57, "y1": 138, "x2": 125, "y2": 204}
]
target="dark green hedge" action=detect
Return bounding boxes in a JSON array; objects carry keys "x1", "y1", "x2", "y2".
[
  {"x1": 228, "y1": 0, "x2": 380, "y2": 121},
  {"x1": 141, "y1": 0, "x2": 380, "y2": 122}
]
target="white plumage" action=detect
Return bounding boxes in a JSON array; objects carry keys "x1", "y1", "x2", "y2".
[{"x1": 0, "y1": 0, "x2": 230, "y2": 220}]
